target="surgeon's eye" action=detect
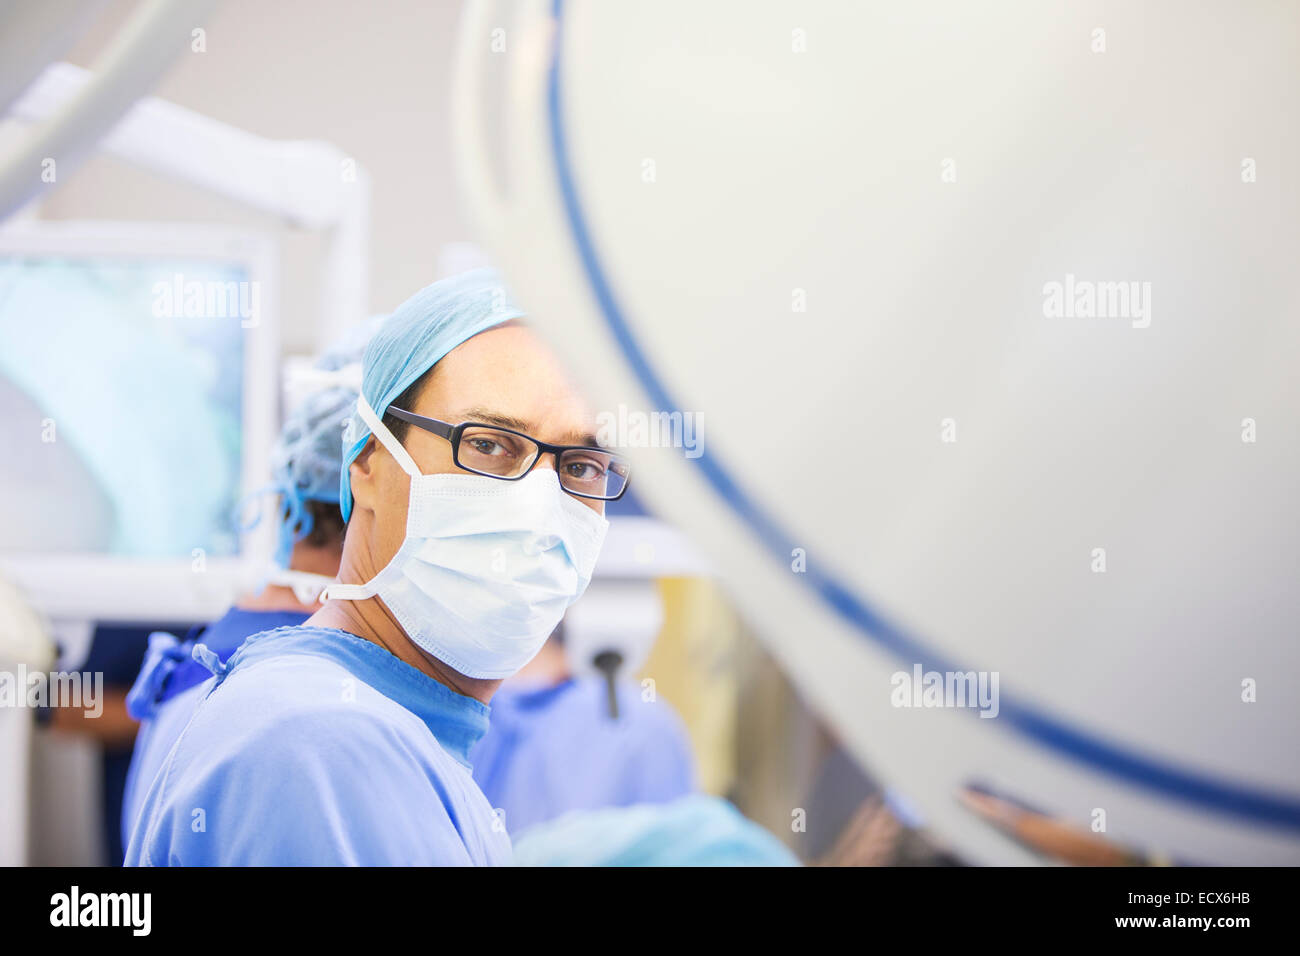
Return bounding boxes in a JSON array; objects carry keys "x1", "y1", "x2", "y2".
[
  {"x1": 457, "y1": 426, "x2": 539, "y2": 477},
  {"x1": 557, "y1": 449, "x2": 629, "y2": 499},
  {"x1": 562, "y1": 456, "x2": 608, "y2": 482},
  {"x1": 468, "y1": 437, "x2": 507, "y2": 457}
]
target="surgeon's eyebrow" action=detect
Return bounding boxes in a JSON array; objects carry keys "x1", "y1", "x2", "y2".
[{"x1": 458, "y1": 406, "x2": 601, "y2": 447}]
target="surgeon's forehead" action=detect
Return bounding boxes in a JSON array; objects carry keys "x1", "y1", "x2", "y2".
[{"x1": 416, "y1": 325, "x2": 602, "y2": 446}]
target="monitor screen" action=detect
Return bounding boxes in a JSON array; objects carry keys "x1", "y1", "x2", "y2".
[{"x1": 0, "y1": 252, "x2": 254, "y2": 560}]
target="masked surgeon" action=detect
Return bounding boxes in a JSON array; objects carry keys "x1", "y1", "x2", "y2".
[{"x1": 125, "y1": 270, "x2": 622, "y2": 865}]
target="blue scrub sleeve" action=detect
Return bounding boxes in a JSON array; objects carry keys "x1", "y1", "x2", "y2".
[
  {"x1": 132, "y1": 707, "x2": 476, "y2": 866},
  {"x1": 628, "y1": 706, "x2": 697, "y2": 803}
]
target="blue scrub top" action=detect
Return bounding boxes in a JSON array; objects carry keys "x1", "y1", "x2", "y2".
[
  {"x1": 156, "y1": 608, "x2": 311, "y2": 705},
  {"x1": 470, "y1": 677, "x2": 695, "y2": 836},
  {"x1": 120, "y1": 607, "x2": 310, "y2": 850},
  {"x1": 124, "y1": 625, "x2": 512, "y2": 866}
]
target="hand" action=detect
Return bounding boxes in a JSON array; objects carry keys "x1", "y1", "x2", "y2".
[{"x1": 958, "y1": 784, "x2": 1161, "y2": 866}]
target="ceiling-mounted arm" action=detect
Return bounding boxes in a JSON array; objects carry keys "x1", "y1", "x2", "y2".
[
  {"x1": 5, "y1": 59, "x2": 371, "y2": 349},
  {"x1": 0, "y1": 0, "x2": 220, "y2": 222}
]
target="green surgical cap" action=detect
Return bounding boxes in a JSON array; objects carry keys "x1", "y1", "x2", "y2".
[{"x1": 339, "y1": 269, "x2": 524, "y2": 520}]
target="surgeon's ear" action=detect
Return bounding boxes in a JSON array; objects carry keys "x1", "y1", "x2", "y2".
[{"x1": 348, "y1": 437, "x2": 381, "y2": 513}]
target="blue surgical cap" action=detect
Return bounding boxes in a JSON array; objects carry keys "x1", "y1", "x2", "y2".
[
  {"x1": 263, "y1": 315, "x2": 383, "y2": 566},
  {"x1": 339, "y1": 269, "x2": 525, "y2": 521},
  {"x1": 267, "y1": 387, "x2": 354, "y2": 566}
]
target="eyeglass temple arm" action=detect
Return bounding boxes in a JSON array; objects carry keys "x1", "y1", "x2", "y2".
[{"x1": 385, "y1": 407, "x2": 456, "y2": 441}]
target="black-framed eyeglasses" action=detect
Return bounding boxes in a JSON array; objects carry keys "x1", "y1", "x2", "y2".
[{"x1": 386, "y1": 407, "x2": 631, "y2": 501}]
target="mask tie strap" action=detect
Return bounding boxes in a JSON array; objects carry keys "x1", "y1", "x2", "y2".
[
  {"x1": 354, "y1": 395, "x2": 423, "y2": 479},
  {"x1": 265, "y1": 568, "x2": 334, "y2": 605},
  {"x1": 323, "y1": 396, "x2": 418, "y2": 603},
  {"x1": 321, "y1": 579, "x2": 375, "y2": 601}
]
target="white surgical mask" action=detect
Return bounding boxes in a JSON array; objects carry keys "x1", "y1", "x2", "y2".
[
  {"x1": 265, "y1": 568, "x2": 335, "y2": 606},
  {"x1": 323, "y1": 397, "x2": 608, "y2": 679},
  {"x1": 241, "y1": 562, "x2": 335, "y2": 606}
]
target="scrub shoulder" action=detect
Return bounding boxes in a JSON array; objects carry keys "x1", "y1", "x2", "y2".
[{"x1": 129, "y1": 643, "x2": 496, "y2": 865}]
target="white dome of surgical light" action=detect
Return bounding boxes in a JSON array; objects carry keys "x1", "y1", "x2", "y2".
[{"x1": 452, "y1": 0, "x2": 1300, "y2": 864}]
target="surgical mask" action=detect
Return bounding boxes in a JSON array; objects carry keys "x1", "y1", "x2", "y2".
[
  {"x1": 264, "y1": 568, "x2": 334, "y2": 606},
  {"x1": 241, "y1": 562, "x2": 335, "y2": 606},
  {"x1": 323, "y1": 398, "x2": 608, "y2": 679}
]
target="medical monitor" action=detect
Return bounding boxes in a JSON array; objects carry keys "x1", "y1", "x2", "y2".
[{"x1": 0, "y1": 220, "x2": 278, "y2": 622}]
